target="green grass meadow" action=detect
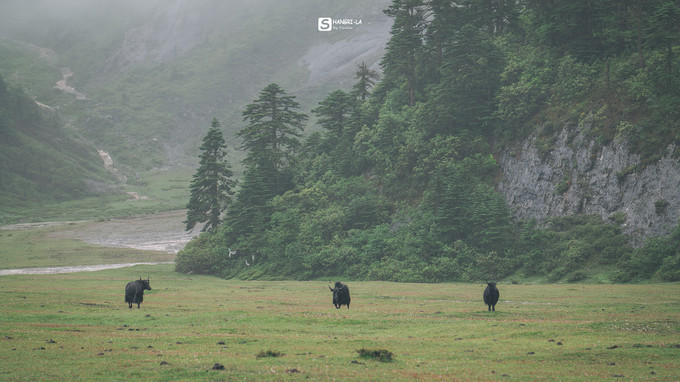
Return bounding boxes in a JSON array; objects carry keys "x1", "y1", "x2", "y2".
[
  {"x1": 0, "y1": 169, "x2": 193, "y2": 226},
  {"x1": 1, "y1": 263, "x2": 679, "y2": 381}
]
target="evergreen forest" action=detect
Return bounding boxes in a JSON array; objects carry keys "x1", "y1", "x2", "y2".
[{"x1": 176, "y1": 0, "x2": 680, "y2": 283}]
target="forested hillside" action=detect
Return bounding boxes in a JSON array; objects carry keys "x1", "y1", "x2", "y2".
[
  {"x1": 0, "y1": 75, "x2": 113, "y2": 221},
  {"x1": 177, "y1": 0, "x2": 680, "y2": 283}
]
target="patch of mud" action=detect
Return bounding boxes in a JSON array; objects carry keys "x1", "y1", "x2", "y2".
[
  {"x1": 0, "y1": 211, "x2": 197, "y2": 276},
  {"x1": 57, "y1": 210, "x2": 197, "y2": 253}
]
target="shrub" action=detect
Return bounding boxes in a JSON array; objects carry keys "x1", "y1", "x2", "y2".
[
  {"x1": 658, "y1": 254, "x2": 680, "y2": 281},
  {"x1": 422, "y1": 256, "x2": 461, "y2": 282},
  {"x1": 566, "y1": 270, "x2": 588, "y2": 282},
  {"x1": 609, "y1": 212, "x2": 627, "y2": 226},
  {"x1": 616, "y1": 165, "x2": 637, "y2": 183},
  {"x1": 496, "y1": 45, "x2": 554, "y2": 135},
  {"x1": 655, "y1": 199, "x2": 670, "y2": 215},
  {"x1": 357, "y1": 348, "x2": 394, "y2": 362},
  {"x1": 547, "y1": 266, "x2": 568, "y2": 282},
  {"x1": 175, "y1": 232, "x2": 223, "y2": 274},
  {"x1": 554, "y1": 173, "x2": 571, "y2": 195},
  {"x1": 255, "y1": 350, "x2": 283, "y2": 358},
  {"x1": 551, "y1": 54, "x2": 597, "y2": 104},
  {"x1": 615, "y1": 221, "x2": 680, "y2": 281}
]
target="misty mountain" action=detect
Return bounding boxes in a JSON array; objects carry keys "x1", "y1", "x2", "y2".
[
  {"x1": 0, "y1": 0, "x2": 391, "y2": 176},
  {"x1": 0, "y1": 74, "x2": 113, "y2": 220}
]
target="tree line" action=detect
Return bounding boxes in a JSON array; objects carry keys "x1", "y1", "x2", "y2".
[{"x1": 177, "y1": 0, "x2": 680, "y2": 283}]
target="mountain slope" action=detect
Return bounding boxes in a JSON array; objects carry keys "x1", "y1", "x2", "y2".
[{"x1": 0, "y1": 75, "x2": 113, "y2": 221}]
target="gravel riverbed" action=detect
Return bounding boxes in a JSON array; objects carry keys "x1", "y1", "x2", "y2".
[{"x1": 0, "y1": 210, "x2": 197, "y2": 275}]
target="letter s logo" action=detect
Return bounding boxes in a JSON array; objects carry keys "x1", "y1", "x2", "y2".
[{"x1": 318, "y1": 17, "x2": 332, "y2": 32}]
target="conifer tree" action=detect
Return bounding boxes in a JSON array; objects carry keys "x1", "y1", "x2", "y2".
[
  {"x1": 225, "y1": 163, "x2": 274, "y2": 241},
  {"x1": 184, "y1": 118, "x2": 235, "y2": 232},
  {"x1": 227, "y1": 84, "x2": 307, "y2": 239},
  {"x1": 352, "y1": 61, "x2": 380, "y2": 101},
  {"x1": 312, "y1": 90, "x2": 355, "y2": 140},
  {"x1": 311, "y1": 89, "x2": 361, "y2": 176},
  {"x1": 237, "y1": 83, "x2": 307, "y2": 195},
  {"x1": 381, "y1": 0, "x2": 426, "y2": 106}
]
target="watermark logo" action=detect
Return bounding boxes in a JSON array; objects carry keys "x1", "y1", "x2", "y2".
[
  {"x1": 318, "y1": 17, "x2": 332, "y2": 31},
  {"x1": 318, "y1": 17, "x2": 363, "y2": 31}
]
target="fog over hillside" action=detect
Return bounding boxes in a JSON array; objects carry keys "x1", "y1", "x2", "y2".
[{"x1": 0, "y1": 0, "x2": 391, "y2": 174}]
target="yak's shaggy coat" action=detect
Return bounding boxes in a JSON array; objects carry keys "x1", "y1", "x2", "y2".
[
  {"x1": 125, "y1": 278, "x2": 152, "y2": 309},
  {"x1": 329, "y1": 281, "x2": 351, "y2": 309},
  {"x1": 483, "y1": 281, "x2": 500, "y2": 311}
]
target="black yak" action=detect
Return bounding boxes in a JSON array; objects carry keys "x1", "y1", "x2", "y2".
[
  {"x1": 329, "y1": 281, "x2": 350, "y2": 309},
  {"x1": 125, "y1": 277, "x2": 151, "y2": 309},
  {"x1": 483, "y1": 281, "x2": 499, "y2": 311}
]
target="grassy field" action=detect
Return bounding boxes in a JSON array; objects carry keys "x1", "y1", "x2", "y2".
[
  {"x1": 1, "y1": 264, "x2": 679, "y2": 381},
  {"x1": 0, "y1": 169, "x2": 193, "y2": 226}
]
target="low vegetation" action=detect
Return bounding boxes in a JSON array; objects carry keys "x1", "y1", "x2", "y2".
[
  {"x1": 254, "y1": 350, "x2": 283, "y2": 359},
  {"x1": 0, "y1": 265, "x2": 678, "y2": 380},
  {"x1": 357, "y1": 348, "x2": 394, "y2": 362}
]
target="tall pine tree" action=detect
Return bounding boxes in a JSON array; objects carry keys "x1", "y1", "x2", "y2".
[
  {"x1": 227, "y1": 84, "x2": 308, "y2": 240},
  {"x1": 352, "y1": 61, "x2": 380, "y2": 101},
  {"x1": 184, "y1": 118, "x2": 236, "y2": 232},
  {"x1": 312, "y1": 90, "x2": 355, "y2": 141},
  {"x1": 381, "y1": 0, "x2": 426, "y2": 106},
  {"x1": 237, "y1": 83, "x2": 308, "y2": 195}
]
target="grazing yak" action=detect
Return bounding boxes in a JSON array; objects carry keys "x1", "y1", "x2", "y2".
[
  {"x1": 483, "y1": 281, "x2": 500, "y2": 311},
  {"x1": 329, "y1": 281, "x2": 351, "y2": 309},
  {"x1": 125, "y1": 277, "x2": 152, "y2": 309}
]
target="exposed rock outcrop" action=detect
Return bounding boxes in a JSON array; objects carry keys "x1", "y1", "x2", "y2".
[
  {"x1": 98, "y1": 149, "x2": 127, "y2": 183},
  {"x1": 497, "y1": 124, "x2": 680, "y2": 244},
  {"x1": 55, "y1": 67, "x2": 88, "y2": 100}
]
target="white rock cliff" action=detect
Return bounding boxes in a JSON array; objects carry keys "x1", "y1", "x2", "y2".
[{"x1": 497, "y1": 124, "x2": 680, "y2": 244}]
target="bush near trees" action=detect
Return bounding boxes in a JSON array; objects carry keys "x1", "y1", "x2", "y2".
[{"x1": 177, "y1": 0, "x2": 680, "y2": 282}]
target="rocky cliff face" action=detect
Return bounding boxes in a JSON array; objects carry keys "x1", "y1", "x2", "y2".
[{"x1": 497, "y1": 125, "x2": 680, "y2": 244}]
